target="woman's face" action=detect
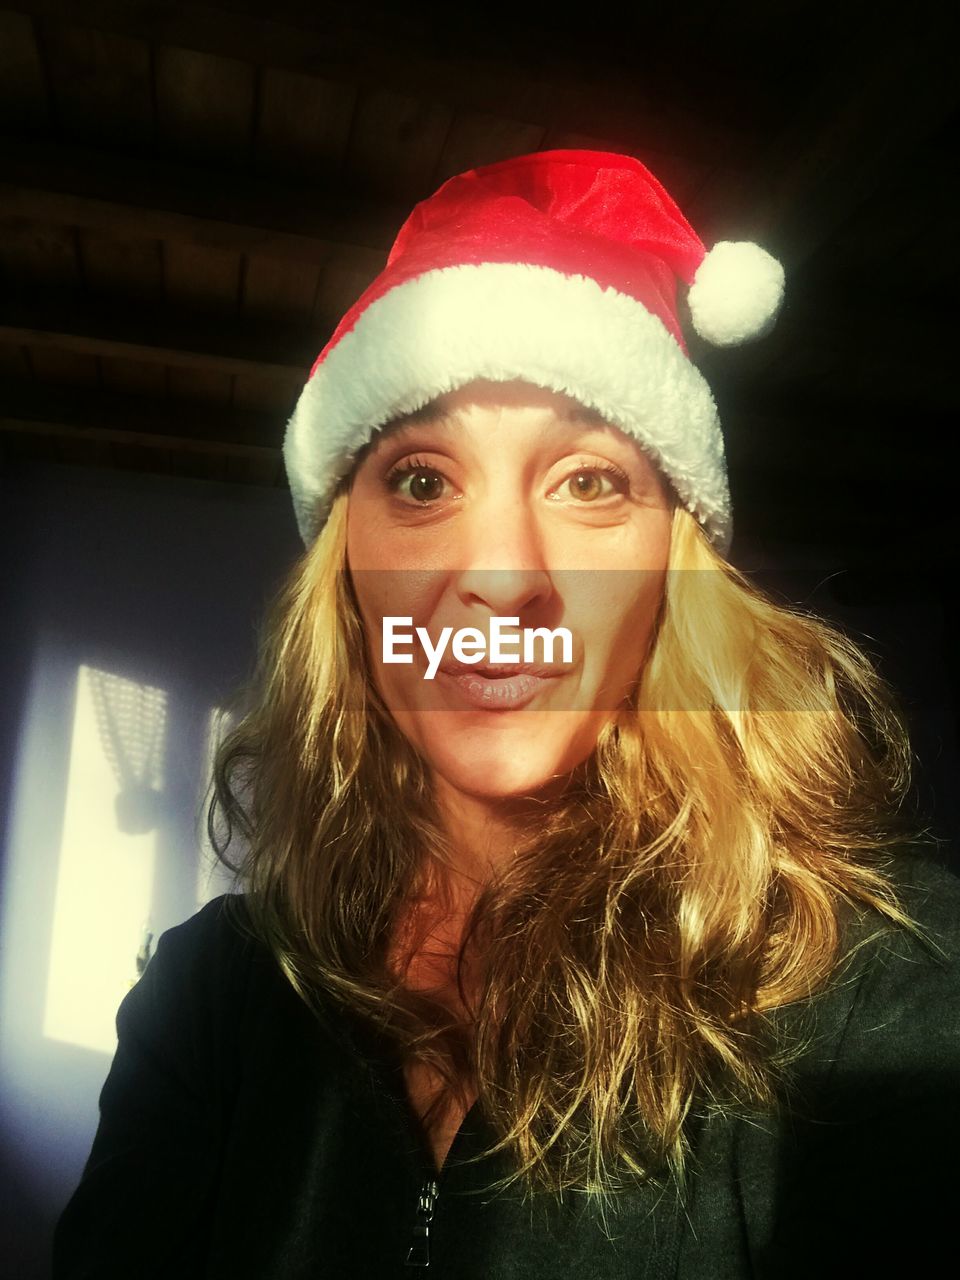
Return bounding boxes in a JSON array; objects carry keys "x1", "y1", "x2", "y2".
[{"x1": 345, "y1": 380, "x2": 674, "y2": 801}]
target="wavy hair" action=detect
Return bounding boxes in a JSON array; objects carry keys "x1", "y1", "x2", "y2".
[{"x1": 207, "y1": 483, "x2": 928, "y2": 1208}]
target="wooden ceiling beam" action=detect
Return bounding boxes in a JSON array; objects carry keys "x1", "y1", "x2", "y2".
[
  {"x1": 689, "y1": 20, "x2": 958, "y2": 268},
  {"x1": 0, "y1": 379, "x2": 283, "y2": 453},
  {"x1": 0, "y1": 137, "x2": 396, "y2": 268},
  {"x1": 0, "y1": 295, "x2": 317, "y2": 379},
  {"x1": 688, "y1": 279, "x2": 955, "y2": 415},
  {"x1": 763, "y1": 66, "x2": 955, "y2": 270},
  {"x1": 0, "y1": 413, "x2": 280, "y2": 461},
  {"x1": 4, "y1": 0, "x2": 743, "y2": 161}
]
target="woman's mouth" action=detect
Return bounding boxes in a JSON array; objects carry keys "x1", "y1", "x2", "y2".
[{"x1": 436, "y1": 666, "x2": 563, "y2": 710}]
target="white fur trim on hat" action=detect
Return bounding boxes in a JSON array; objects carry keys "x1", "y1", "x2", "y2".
[
  {"x1": 283, "y1": 262, "x2": 732, "y2": 552},
  {"x1": 688, "y1": 241, "x2": 785, "y2": 346}
]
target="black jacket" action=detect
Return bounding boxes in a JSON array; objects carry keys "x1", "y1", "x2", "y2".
[{"x1": 53, "y1": 852, "x2": 960, "y2": 1279}]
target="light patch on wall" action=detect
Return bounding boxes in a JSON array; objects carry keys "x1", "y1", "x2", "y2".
[
  {"x1": 195, "y1": 704, "x2": 240, "y2": 912},
  {"x1": 43, "y1": 665, "x2": 167, "y2": 1055}
]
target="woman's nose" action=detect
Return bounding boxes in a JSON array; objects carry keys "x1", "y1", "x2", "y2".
[{"x1": 454, "y1": 493, "x2": 553, "y2": 615}]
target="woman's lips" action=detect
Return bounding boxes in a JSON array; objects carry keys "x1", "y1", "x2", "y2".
[{"x1": 436, "y1": 668, "x2": 560, "y2": 710}]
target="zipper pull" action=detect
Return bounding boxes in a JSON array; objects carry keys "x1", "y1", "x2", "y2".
[{"x1": 405, "y1": 1178, "x2": 440, "y2": 1267}]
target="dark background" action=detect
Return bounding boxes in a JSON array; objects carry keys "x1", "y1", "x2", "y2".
[
  {"x1": 1, "y1": 3, "x2": 958, "y2": 572},
  {"x1": 0, "y1": 3, "x2": 958, "y2": 1275}
]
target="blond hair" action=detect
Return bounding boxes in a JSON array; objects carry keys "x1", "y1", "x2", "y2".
[{"x1": 208, "y1": 489, "x2": 926, "y2": 1208}]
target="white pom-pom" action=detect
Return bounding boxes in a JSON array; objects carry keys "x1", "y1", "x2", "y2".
[{"x1": 688, "y1": 241, "x2": 785, "y2": 346}]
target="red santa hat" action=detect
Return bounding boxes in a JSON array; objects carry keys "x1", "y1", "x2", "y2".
[{"x1": 283, "y1": 149, "x2": 784, "y2": 555}]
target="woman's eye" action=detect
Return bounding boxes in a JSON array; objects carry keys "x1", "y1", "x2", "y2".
[
  {"x1": 386, "y1": 460, "x2": 451, "y2": 504},
  {"x1": 384, "y1": 457, "x2": 630, "y2": 505},
  {"x1": 558, "y1": 464, "x2": 629, "y2": 503}
]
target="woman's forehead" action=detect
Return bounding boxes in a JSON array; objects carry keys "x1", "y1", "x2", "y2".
[
  {"x1": 373, "y1": 381, "x2": 628, "y2": 449},
  {"x1": 431, "y1": 378, "x2": 605, "y2": 418}
]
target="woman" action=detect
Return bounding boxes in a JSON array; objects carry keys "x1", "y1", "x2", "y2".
[{"x1": 54, "y1": 150, "x2": 960, "y2": 1278}]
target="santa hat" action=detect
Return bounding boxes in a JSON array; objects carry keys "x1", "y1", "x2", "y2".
[{"x1": 283, "y1": 149, "x2": 784, "y2": 555}]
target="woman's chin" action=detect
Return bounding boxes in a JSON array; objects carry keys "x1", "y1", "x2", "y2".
[
  {"x1": 444, "y1": 763, "x2": 558, "y2": 800},
  {"x1": 422, "y1": 730, "x2": 592, "y2": 801},
  {"x1": 386, "y1": 703, "x2": 612, "y2": 800}
]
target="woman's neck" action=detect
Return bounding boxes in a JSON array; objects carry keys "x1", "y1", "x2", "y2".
[
  {"x1": 430, "y1": 771, "x2": 568, "y2": 889},
  {"x1": 389, "y1": 773, "x2": 573, "y2": 999}
]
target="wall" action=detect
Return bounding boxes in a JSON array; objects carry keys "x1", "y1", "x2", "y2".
[{"x1": 0, "y1": 459, "x2": 300, "y2": 1279}]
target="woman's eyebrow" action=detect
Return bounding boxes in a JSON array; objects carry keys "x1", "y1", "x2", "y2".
[
  {"x1": 562, "y1": 404, "x2": 609, "y2": 428},
  {"x1": 372, "y1": 400, "x2": 613, "y2": 451},
  {"x1": 375, "y1": 406, "x2": 457, "y2": 442}
]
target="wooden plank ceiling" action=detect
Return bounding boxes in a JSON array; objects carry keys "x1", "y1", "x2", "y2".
[{"x1": 0, "y1": 0, "x2": 957, "y2": 562}]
